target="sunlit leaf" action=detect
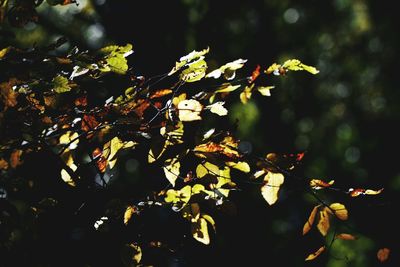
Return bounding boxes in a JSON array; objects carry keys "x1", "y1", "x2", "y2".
[
  {"x1": 240, "y1": 84, "x2": 253, "y2": 104},
  {"x1": 163, "y1": 157, "x2": 181, "y2": 186},
  {"x1": 310, "y1": 179, "x2": 335, "y2": 190},
  {"x1": 169, "y1": 47, "x2": 210, "y2": 76},
  {"x1": 180, "y1": 58, "x2": 207, "y2": 82},
  {"x1": 207, "y1": 101, "x2": 228, "y2": 116},
  {"x1": 60, "y1": 153, "x2": 77, "y2": 187},
  {"x1": 196, "y1": 162, "x2": 219, "y2": 178},
  {"x1": 249, "y1": 65, "x2": 261, "y2": 83},
  {"x1": 92, "y1": 147, "x2": 107, "y2": 173},
  {"x1": 0, "y1": 158, "x2": 8, "y2": 170},
  {"x1": 59, "y1": 131, "x2": 79, "y2": 150},
  {"x1": 103, "y1": 137, "x2": 136, "y2": 169},
  {"x1": 377, "y1": 248, "x2": 390, "y2": 262},
  {"x1": 194, "y1": 136, "x2": 240, "y2": 159},
  {"x1": 177, "y1": 99, "x2": 203, "y2": 121},
  {"x1": 10, "y1": 149, "x2": 22, "y2": 168},
  {"x1": 52, "y1": 75, "x2": 72, "y2": 93},
  {"x1": 121, "y1": 243, "x2": 142, "y2": 266},
  {"x1": 149, "y1": 89, "x2": 173, "y2": 99},
  {"x1": 206, "y1": 58, "x2": 247, "y2": 80},
  {"x1": 165, "y1": 185, "x2": 191, "y2": 211},
  {"x1": 191, "y1": 217, "x2": 210, "y2": 245},
  {"x1": 202, "y1": 214, "x2": 216, "y2": 232},
  {"x1": 214, "y1": 84, "x2": 241, "y2": 93},
  {"x1": 99, "y1": 44, "x2": 133, "y2": 75},
  {"x1": 257, "y1": 86, "x2": 274, "y2": 96},
  {"x1": 202, "y1": 128, "x2": 215, "y2": 140},
  {"x1": 328, "y1": 203, "x2": 348, "y2": 220},
  {"x1": 261, "y1": 172, "x2": 285, "y2": 205},
  {"x1": 303, "y1": 205, "x2": 320, "y2": 235},
  {"x1": 282, "y1": 59, "x2": 319, "y2": 74},
  {"x1": 0, "y1": 79, "x2": 19, "y2": 108},
  {"x1": 124, "y1": 205, "x2": 137, "y2": 225},
  {"x1": 335, "y1": 233, "x2": 356, "y2": 240},
  {"x1": 305, "y1": 246, "x2": 325, "y2": 261},
  {"x1": 317, "y1": 209, "x2": 330, "y2": 236},
  {"x1": 348, "y1": 188, "x2": 384, "y2": 197},
  {"x1": 226, "y1": 161, "x2": 250, "y2": 173}
]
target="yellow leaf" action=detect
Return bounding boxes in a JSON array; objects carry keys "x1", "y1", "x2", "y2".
[
  {"x1": 240, "y1": 84, "x2": 253, "y2": 104},
  {"x1": 202, "y1": 214, "x2": 216, "y2": 232},
  {"x1": 317, "y1": 209, "x2": 330, "y2": 236},
  {"x1": 265, "y1": 63, "x2": 281, "y2": 75},
  {"x1": 226, "y1": 161, "x2": 250, "y2": 173},
  {"x1": 215, "y1": 84, "x2": 241, "y2": 93},
  {"x1": 60, "y1": 169, "x2": 76, "y2": 187},
  {"x1": 121, "y1": 243, "x2": 142, "y2": 265},
  {"x1": 163, "y1": 157, "x2": 181, "y2": 186},
  {"x1": 124, "y1": 206, "x2": 137, "y2": 225},
  {"x1": 177, "y1": 99, "x2": 203, "y2": 121},
  {"x1": 169, "y1": 47, "x2": 210, "y2": 76},
  {"x1": 59, "y1": 131, "x2": 79, "y2": 150},
  {"x1": 212, "y1": 167, "x2": 234, "y2": 197},
  {"x1": 192, "y1": 217, "x2": 210, "y2": 245},
  {"x1": 165, "y1": 185, "x2": 192, "y2": 211},
  {"x1": 305, "y1": 246, "x2": 325, "y2": 261},
  {"x1": 104, "y1": 137, "x2": 136, "y2": 169},
  {"x1": 207, "y1": 102, "x2": 228, "y2": 116},
  {"x1": 377, "y1": 248, "x2": 390, "y2": 262},
  {"x1": 60, "y1": 152, "x2": 77, "y2": 187},
  {"x1": 257, "y1": 86, "x2": 274, "y2": 96},
  {"x1": 180, "y1": 58, "x2": 207, "y2": 82},
  {"x1": 261, "y1": 172, "x2": 285, "y2": 205},
  {"x1": 365, "y1": 188, "x2": 384, "y2": 195},
  {"x1": 282, "y1": 59, "x2": 319, "y2": 74},
  {"x1": 196, "y1": 162, "x2": 219, "y2": 178},
  {"x1": 335, "y1": 233, "x2": 356, "y2": 240},
  {"x1": 192, "y1": 184, "x2": 206, "y2": 194},
  {"x1": 328, "y1": 203, "x2": 348, "y2": 220},
  {"x1": 206, "y1": 58, "x2": 247, "y2": 80},
  {"x1": 303, "y1": 205, "x2": 320, "y2": 235}
]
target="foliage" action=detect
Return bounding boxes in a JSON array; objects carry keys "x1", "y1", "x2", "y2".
[{"x1": 0, "y1": 38, "x2": 386, "y2": 266}]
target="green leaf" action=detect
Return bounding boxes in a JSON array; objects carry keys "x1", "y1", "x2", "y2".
[
  {"x1": 180, "y1": 58, "x2": 207, "y2": 82},
  {"x1": 169, "y1": 47, "x2": 210, "y2": 75},
  {"x1": 99, "y1": 44, "x2": 133, "y2": 75},
  {"x1": 52, "y1": 75, "x2": 71, "y2": 93}
]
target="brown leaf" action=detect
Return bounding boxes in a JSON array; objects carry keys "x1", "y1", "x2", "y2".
[
  {"x1": 317, "y1": 209, "x2": 330, "y2": 236},
  {"x1": 92, "y1": 148, "x2": 107, "y2": 173},
  {"x1": 335, "y1": 233, "x2": 356, "y2": 240},
  {"x1": 150, "y1": 89, "x2": 173, "y2": 99},
  {"x1": 10, "y1": 150, "x2": 23, "y2": 168},
  {"x1": 305, "y1": 246, "x2": 325, "y2": 261},
  {"x1": 303, "y1": 205, "x2": 320, "y2": 235},
  {"x1": 310, "y1": 179, "x2": 335, "y2": 189},
  {"x1": 81, "y1": 114, "x2": 99, "y2": 133},
  {"x1": 349, "y1": 188, "x2": 384, "y2": 197},
  {"x1": 249, "y1": 65, "x2": 261, "y2": 83},
  {"x1": 0, "y1": 79, "x2": 19, "y2": 109},
  {"x1": 0, "y1": 158, "x2": 9, "y2": 170},
  {"x1": 377, "y1": 248, "x2": 390, "y2": 262}
]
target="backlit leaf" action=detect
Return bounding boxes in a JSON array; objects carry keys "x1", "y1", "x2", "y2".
[
  {"x1": 124, "y1": 205, "x2": 137, "y2": 225},
  {"x1": 177, "y1": 99, "x2": 203, "y2": 121},
  {"x1": 169, "y1": 47, "x2": 210, "y2": 75},
  {"x1": 303, "y1": 205, "x2": 320, "y2": 235},
  {"x1": 261, "y1": 172, "x2": 285, "y2": 205},
  {"x1": 191, "y1": 217, "x2": 210, "y2": 245},
  {"x1": 214, "y1": 84, "x2": 241, "y2": 93},
  {"x1": 349, "y1": 188, "x2": 384, "y2": 197},
  {"x1": 377, "y1": 248, "x2": 390, "y2": 262},
  {"x1": 282, "y1": 59, "x2": 319, "y2": 74},
  {"x1": 196, "y1": 162, "x2": 219, "y2": 178},
  {"x1": 226, "y1": 161, "x2": 250, "y2": 173},
  {"x1": 163, "y1": 157, "x2": 181, "y2": 186},
  {"x1": 180, "y1": 58, "x2": 207, "y2": 82},
  {"x1": 328, "y1": 203, "x2": 348, "y2": 220},
  {"x1": 207, "y1": 101, "x2": 228, "y2": 116},
  {"x1": 257, "y1": 86, "x2": 274, "y2": 96},
  {"x1": 202, "y1": 214, "x2": 216, "y2": 232},
  {"x1": 240, "y1": 84, "x2": 253, "y2": 104},
  {"x1": 121, "y1": 243, "x2": 142, "y2": 266},
  {"x1": 317, "y1": 209, "x2": 330, "y2": 236},
  {"x1": 165, "y1": 185, "x2": 191, "y2": 211},
  {"x1": 305, "y1": 246, "x2": 325, "y2": 261},
  {"x1": 310, "y1": 179, "x2": 335, "y2": 190},
  {"x1": 59, "y1": 131, "x2": 79, "y2": 150},
  {"x1": 206, "y1": 58, "x2": 247, "y2": 80}
]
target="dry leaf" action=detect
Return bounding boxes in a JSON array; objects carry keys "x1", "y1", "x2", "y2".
[
  {"x1": 335, "y1": 233, "x2": 356, "y2": 240},
  {"x1": 303, "y1": 205, "x2": 320, "y2": 235},
  {"x1": 305, "y1": 246, "x2": 325, "y2": 261},
  {"x1": 124, "y1": 206, "x2": 137, "y2": 225},
  {"x1": 377, "y1": 248, "x2": 390, "y2": 262},
  {"x1": 329, "y1": 203, "x2": 348, "y2": 220},
  {"x1": 317, "y1": 209, "x2": 330, "y2": 236}
]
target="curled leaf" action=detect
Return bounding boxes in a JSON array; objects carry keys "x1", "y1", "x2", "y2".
[
  {"x1": 124, "y1": 206, "x2": 137, "y2": 225},
  {"x1": 305, "y1": 246, "x2": 325, "y2": 261},
  {"x1": 317, "y1": 209, "x2": 330, "y2": 236},
  {"x1": 226, "y1": 161, "x2": 250, "y2": 173},
  {"x1": 206, "y1": 58, "x2": 247, "y2": 80},
  {"x1": 349, "y1": 188, "x2": 384, "y2": 197},
  {"x1": 335, "y1": 233, "x2": 356, "y2": 240},
  {"x1": 310, "y1": 179, "x2": 335, "y2": 190},
  {"x1": 303, "y1": 205, "x2": 320, "y2": 235}
]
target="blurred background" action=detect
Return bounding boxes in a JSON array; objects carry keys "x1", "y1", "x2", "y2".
[{"x1": 1, "y1": 0, "x2": 399, "y2": 266}]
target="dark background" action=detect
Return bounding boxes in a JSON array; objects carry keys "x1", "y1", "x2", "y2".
[{"x1": 1, "y1": 0, "x2": 400, "y2": 266}]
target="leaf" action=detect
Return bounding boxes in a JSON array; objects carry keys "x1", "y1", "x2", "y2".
[
  {"x1": 226, "y1": 161, "x2": 250, "y2": 173},
  {"x1": 328, "y1": 203, "x2": 348, "y2": 220},
  {"x1": 169, "y1": 47, "x2": 210, "y2": 75},
  {"x1": 121, "y1": 243, "x2": 142, "y2": 266},
  {"x1": 310, "y1": 179, "x2": 335, "y2": 190},
  {"x1": 206, "y1": 58, "x2": 247, "y2": 80},
  {"x1": 305, "y1": 246, "x2": 325, "y2": 261},
  {"x1": 163, "y1": 157, "x2": 181, "y2": 186},
  {"x1": 165, "y1": 185, "x2": 191, "y2": 211},
  {"x1": 214, "y1": 84, "x2": 241, "y2": 93},
  {"x1": 103, "y1": 137, "x2": 136, "y2": 169},
  {"x1": 207, "y1": 101, "x2": 228, "y2": 116},
  {"x1": 0, "y1": 158, "x2": 8, "y2": 170},
  {"x1": 194, "y1": 136, "x2": 240, "y2": 159},
  {"x1": 10, "y1": 149, "x2": 22, "y2": 168},
  {"x1": 191, "y1": 217, "x2": 210, "y2": 245},
  {"x1": 53, "y1": 75, "x2": 72, "y2": 93},
  {"x1": 257, "y1": 86, "x2": 275, "y2": 96},
  {"x1": 240, "y1": 84, "x2": 253, "y2": 104},
  {"x1": 149, "y1": 89, "x2": 173, "y2": 99},
  {"x1": 317, "y1": 209, "x2": 330, "y2": 236},
  {"x1": 261, "y1": 172, "x2": 285, "y2": 205},
  {"x1": 196, "y1": 162, "x2": 219, "y2": 178},
  {"x1": 249, "y1": 65, "x2": 261, "y2": 83},
  {"x1": 377, "y1": 248, "x2": 390, "y2": 262},
  {"x1": 0, "y1": 79, "x2": 19, "y2": 108},
  {"x1": 303, "y1": 205, "x2": 320, "y2": 235},
  {"x1": 282, "y1": 59, "x2": 320, "y2": 74},
  {"x1": 177, "y1": 99, "x2": 203, "y2": 121},
  {"x1": 59, "y1": 131, "x2": 79, "y2": 150},
  {"x1": 99, "y1": 44, "x2": 133, "y2": 75},
  {"x1": 60, "y1": 153, "x2": 77, "y2": 187},
  {"x1": 202, "y1": 214, "x2": 216, "y2": 232},
  {"x1": 349, "y1": 188, "x2": 384, "y2": 197},
  {"x1": 180, "y1": 58, "x2": 207, "y2": 82},
  {"x1": 335, "y1": 233, "x2": 356, "y2": 240},
  {"x1": 124, "y1": 206, "x2": 137, "y2": 225}
]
